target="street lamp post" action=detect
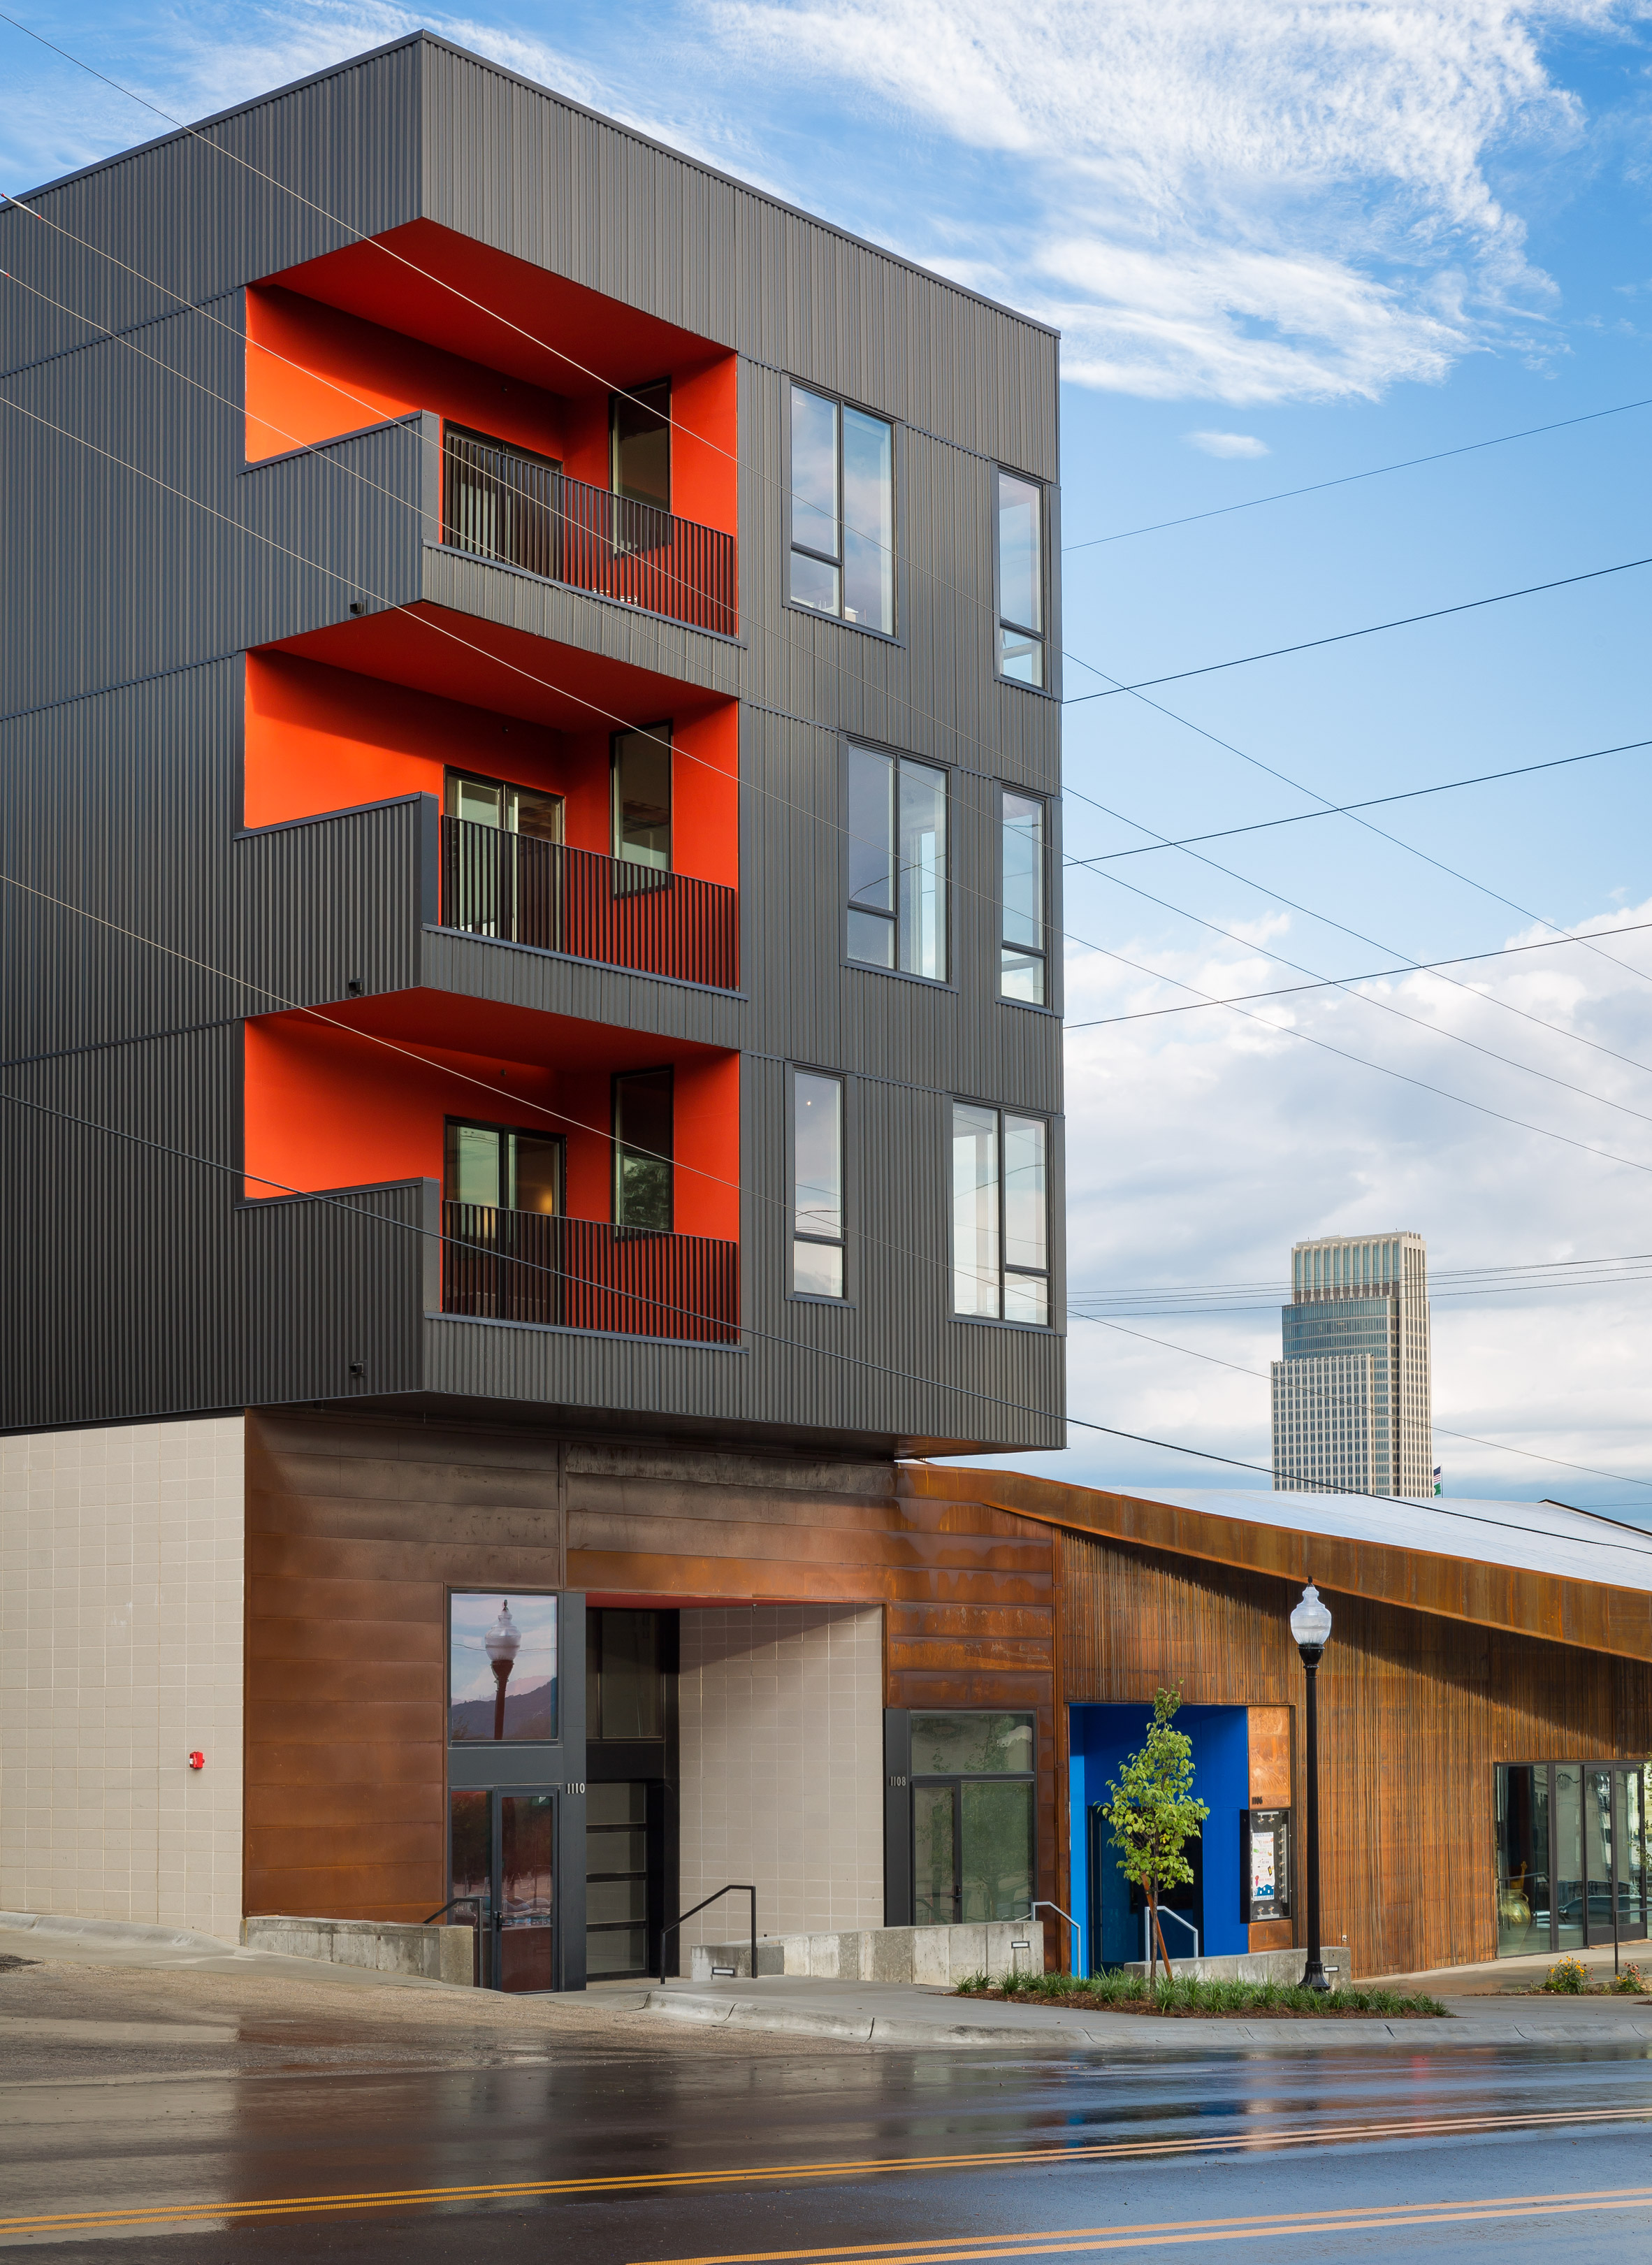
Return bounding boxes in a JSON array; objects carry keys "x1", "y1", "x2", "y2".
[
  {"x1": 1289, "y1": 1582, "x2": 1333, "y2": 1992},
  {"x1": 486, "y1": 1600, "x2": 521, "y2": 1742}
]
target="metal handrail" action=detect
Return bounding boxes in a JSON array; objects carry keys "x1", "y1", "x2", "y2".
[
  {"x1": 1144, "y1": 1904, "x2": 1200, "y2": 1976},
  {"x1": 1027, "y1": 1899, "x2": 1085, "y2": 1978},
  {"x1": 660, "y1": 1883, "x2": 756, "y2": 1988},
  {"x1": 442, "y1": 1201, "x2": 739, "y2": 1343},
  {"x1": 422, "y1": 1894, "x2": 486, "y2": 1988}
]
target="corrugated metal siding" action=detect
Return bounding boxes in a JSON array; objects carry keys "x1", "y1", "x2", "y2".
[{"x1": 3, "y1": 32, "x2": 1064, "y2": 1452}]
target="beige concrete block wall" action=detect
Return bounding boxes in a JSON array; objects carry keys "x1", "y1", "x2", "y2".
[
  {"x1": 678, "y1": 1604, "x2": 884, "y2": 1954},
  {"x1": 0, "y1": 1416, "x2": 245, "y2": 1941}
]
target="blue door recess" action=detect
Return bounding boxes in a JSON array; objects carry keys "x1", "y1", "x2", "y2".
[{"x1": 1068, "y1": 1704, "x2": 1249, "y2": 1972}]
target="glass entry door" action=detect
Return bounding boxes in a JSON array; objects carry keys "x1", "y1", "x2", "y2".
[{"x1": 449, "y1": 1787, "x2": 557, "y2": 1991}]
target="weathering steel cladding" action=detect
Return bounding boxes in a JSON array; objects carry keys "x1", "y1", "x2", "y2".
[{"x1": 0, "y1": 33, "x2": 1062, "y2": 1449}]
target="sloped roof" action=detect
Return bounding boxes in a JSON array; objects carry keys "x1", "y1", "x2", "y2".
[{"x1": 904, "y1": 1466, "x2": 1652, "y2": 1663}]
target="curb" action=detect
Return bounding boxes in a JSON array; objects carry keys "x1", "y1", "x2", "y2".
[{"x1": 0, "y1": 1911, "x2": 236, "y2": 1955}]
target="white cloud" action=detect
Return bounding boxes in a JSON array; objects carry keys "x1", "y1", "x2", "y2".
[
  {"x1": 990, "y1": 894, "x2": 1652, "y2": 1513},
  {"x1": 1185, "y1": 430, "x2": 1270, "y2": 458},
  {"x1": 709, "y1": 0, "x2": 1648, "y2": 400}
]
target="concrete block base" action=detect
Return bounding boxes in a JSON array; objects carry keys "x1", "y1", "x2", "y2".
[
  {"x1": 1119, "y1": 1948, "x2": 1347, "y2": 1988},
  {"x1": 242, "y1": 1916, "x2": 476, "y2": 1985},
  {"x1": 688, "y1": 1918, "x2": 1045, "y2": 1985}
]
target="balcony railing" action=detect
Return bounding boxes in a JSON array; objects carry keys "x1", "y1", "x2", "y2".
[
  {"x1": 440, "y1": 816, "x2": 737, "y2": 990},
  {"x1": 442, "y1": 1202, "x2": 739, "y2": 1344},
  {"x1": 442, "y1": 426, "x2": 737, "y2": 636}
]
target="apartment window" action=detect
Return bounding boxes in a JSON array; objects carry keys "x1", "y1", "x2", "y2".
[
  {"x1": 792, "y1": 1070, "x2": 846, "y2": 1298},
  {"x1": 447, "y1": 771, "x2": 565, "y2": 841},
  {"x1": 995, "y1": 468, "x2": 1045, "y2": 688},
  {"x1": 1000, "y1": 789, "x2": 1048, "y2": 1004},
  {"x1": 611, "y1": 379, "x2": 671, "y2": 510},
  {"x1": 845, "y1": 743, "x2": 947, "y2": 980},
  {"x1": 614, "y1": 1067, "x2": 673, "y2": 1232},
  {"x1": 952, "y1": 1103, "x2": 1049, "y2": 1323},
  {"x1": 789, "y1": 384, "x2": 895, "y2": 633},
  {"x1": 445, "y1": 1119, "x2": 563, "y2": 1216},
  {"x1": 612, "y1": 726, "x2": 672, "y2": 870}
]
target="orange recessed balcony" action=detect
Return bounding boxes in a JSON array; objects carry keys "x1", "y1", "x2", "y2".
[
  {"x1": 243, "y1": 994, "x2": 740, "y2": 1347},
  {"x1": 246, "y1": 220, "x2": 739, "y2": 640}
]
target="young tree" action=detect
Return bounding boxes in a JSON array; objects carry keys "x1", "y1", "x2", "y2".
[{"x1": 1100, "y1": 1688, "x2": 1210, "y2": 1976}]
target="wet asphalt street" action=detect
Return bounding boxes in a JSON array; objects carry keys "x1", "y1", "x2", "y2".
[{"x1": 1, "y1": 1966, "x2": 1650, "y2": 2262}]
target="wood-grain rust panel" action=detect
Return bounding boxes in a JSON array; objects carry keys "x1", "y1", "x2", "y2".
[
  {"x1": 1055, "y1": 1523, "x2": 1652, "y2": 1979},
  {"x1": 908, "y1": 1466, "x2": 1652, "y2": 1665}
]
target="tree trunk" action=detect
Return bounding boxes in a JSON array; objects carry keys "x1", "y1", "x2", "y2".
[{"x1": 1153, "y1": 1902, "x2": 1174, "y2": 1976}]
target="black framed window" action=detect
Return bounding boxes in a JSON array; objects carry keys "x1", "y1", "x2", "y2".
[
  {"x1": 445, "y1": 1118, "x2": 563, "y2": 1216},
  {"x1": 845, "y1": 742, "x2": 947, "y2": 980},
  {"x1": 790, "y1": 384, "x2": 895, "y2": 633},
  {"x1": 611, "y1": 379, "x2": 671, "y2": 509},
  {"x1": 612, "y1": 725, "x2": 672, "y2": 871},
  {"x1": 449, "y1": 1591, "x2": 560, "y2": 1743},
  {"x1": 995, "y1": 468, "x2": 1045, "y2": 687},
  {"x1": 911, "y1": 1711, "x2": 1036, "y2": 1925},
  {"x1": 952, "y1": 1103, "x2": 1049, "y2": 1323},
  {"x1": 613, "y1": 1067, "x2": 674, "y2": 1231},
  {"x1": 792, "y1": 1069, "x2": 846, "y2": 1298},
  {"x1": 446, "y1": 770, "x2": 565, "y2": 841},
  {"x1": 1000, "y1": 788, "x2": 1048, "y2": 1004},
  {"x1": 1495, "y1": 1759, "x2": 1649, "y2": 1956}
]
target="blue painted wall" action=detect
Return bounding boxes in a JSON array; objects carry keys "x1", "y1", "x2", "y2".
[{"x1": 1068, "y1": 1703, "x2": 1249, "y2": 1970}]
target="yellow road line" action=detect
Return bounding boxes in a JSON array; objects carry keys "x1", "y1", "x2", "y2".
[
  {"x1": 650, "y1": 2180, "x2": 1652, "y2": 2264},
  {"x1": 0, "y1": 2103, "x2": 1645, "y2": 2238},
  {"x1": 627, "y1": 2194, "x2": 1652, "y2": 2265}
]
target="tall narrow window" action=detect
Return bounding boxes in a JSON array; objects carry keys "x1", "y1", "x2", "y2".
[
  {"x1": 951, "y1": 1103, "x2": 1049, "y2": 1322},
  {"x1": 1000, "y1": 789, "x2": 1048, "y2": 1004},
  {"x1": 790, "y1": 384, "x2": 895, "y2": 633},
  {"x1": 611, "y1": 379, "x2": 672, "y2": 509},
  {"x1": 444, "y1": 1120, "x2": 563, "y2": 1215},
  {"x1": 612, "y1": 727, "x2": 672, "y2": 870},
  {"x1": 995, "y1": 469, "x2": 1045, "y2": 687},
  {"x1": 792, "y1": 1071, "x2": 846, "y2": 1297},
  {"x1": 614, "y1": 1068, "x2": 674, "y2": 1231},
  {"x1": 845, "y1": 743, "x2": 947, "y2": 980}
]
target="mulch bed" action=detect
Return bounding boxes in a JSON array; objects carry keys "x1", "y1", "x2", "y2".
[{"x1": 962, "y1": 1987, "x2": 1444, "y2": 2019}]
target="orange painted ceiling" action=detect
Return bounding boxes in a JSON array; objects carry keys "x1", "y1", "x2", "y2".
[{"x1": 261, "y1": 218, "x2": 728, "y2": 399}]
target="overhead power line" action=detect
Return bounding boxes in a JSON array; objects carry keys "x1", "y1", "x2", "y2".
[
  {"x1": 8, "y1": 1078, "x2": 1652, "y2": 1555},
  {"x1": 1076, "y1": 1312, "x2": 1652, "y2": 1503},
  {"x1": 1064, "y1": 552, "x2": 1652, "y2": 704},
  {"x1": 1065, "y1": 914, "x2": 1652, "y2": 1030},
  {"x1": 1064, "y1": 393, "x2": 1652, "y2": 551},
  {"x1": 1078, "y1": 734, "x2": 1652, "y2": 862}
]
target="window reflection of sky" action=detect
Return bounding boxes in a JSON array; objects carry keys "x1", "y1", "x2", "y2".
[{"x1": 449, "y1": 1594, "x2": 558, "y2": 1742}]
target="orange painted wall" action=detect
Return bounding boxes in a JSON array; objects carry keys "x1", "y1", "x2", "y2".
[
  {"x1": 672, "y1": 356, "x2": 738, "y2": 540},
  {"x1": 245, "y1": 652, "x2": 569, "y2": 827},
  {"x1": 245, "y1": 286, "x2": 567, "y2": 463},
  {"x1": 246, "y1": 653, "x2": 737, "y2": 888},
  {"x1": 244, "y1": 1015, "x2": 739, "y2": 1241}
]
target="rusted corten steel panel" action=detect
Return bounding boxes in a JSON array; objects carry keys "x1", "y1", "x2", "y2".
[
  {"x1": 1054, "y1": 1523, "x2": 1652, "y2": 1977},
  {"x1": 904, "y1": 1466, "x2": 1652, "y2": 1665}
]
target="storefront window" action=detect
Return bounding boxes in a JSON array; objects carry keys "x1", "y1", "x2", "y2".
[
  {"x1": 449, "y1": 1593, "x2": 558, "y2": 1742},
  {"x1": 1495, "y1": 1760, "x2": 1649, "y2": 1955},
  {"x1": 911, "y1": 1711, "x2": 1036, "y2": 1925}
]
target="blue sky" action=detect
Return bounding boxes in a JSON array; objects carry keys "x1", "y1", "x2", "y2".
[{"x1": 7, "y1": 1, "x2": 1652, "y2": 1514}]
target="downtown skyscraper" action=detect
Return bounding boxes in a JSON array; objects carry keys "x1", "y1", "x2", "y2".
[{"x1": 1271, "y1": 1233, "x2": 1433, "y2": 1498}]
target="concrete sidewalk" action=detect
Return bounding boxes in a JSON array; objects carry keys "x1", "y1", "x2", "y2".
[{"x1": 641, "y1": 1973, "x2": 1652, "y2": 2051}]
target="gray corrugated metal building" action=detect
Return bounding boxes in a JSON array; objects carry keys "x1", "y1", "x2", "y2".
[{"x1": 1, "y1": 35, "x2": 1065, "y2": 1987}]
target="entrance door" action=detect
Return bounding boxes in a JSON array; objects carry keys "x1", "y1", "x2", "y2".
[
  {"x1": 586, "y1": 1781, "x2": 658, "y2": 1978},
  {"x1": 912, "y1": 1777, "x2": 1035, "y2": 1925},
  {"x1": 449, "y1": 1787, "x2": 558, "y2": 1991}
]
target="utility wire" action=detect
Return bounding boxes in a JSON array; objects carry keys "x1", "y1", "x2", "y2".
[
  {"x1": 1064, "y1": 552, "x2": 1652, "y2": 704},
  {"x1": 1075, "y1": 1312, "x2": 1652, "y2": 1501},
  {"x1": 1060, "y1": 667, "x2": 1652, "y2": 997},
  {"x1": 1066, "y1": 915, "x2": 1652, "y2": 1030},
  {"x1": 1073, "y1": 844, "x2": 1652, "y2": 1118},
  {"x1": 1064, "y1": 394, "x2": 1652, "y2": 551},
  {"x1": 9, "y1": 1076, "x2": 1652, "y2": 1555},
  {"x1": 1080, "y1": 734, "x2": 1652, "y2": 862}
]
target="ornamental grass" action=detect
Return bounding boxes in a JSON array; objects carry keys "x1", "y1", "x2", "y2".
[{"x1": 954, "y1": 1970, "x2": 1446, "y2": 2018}]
